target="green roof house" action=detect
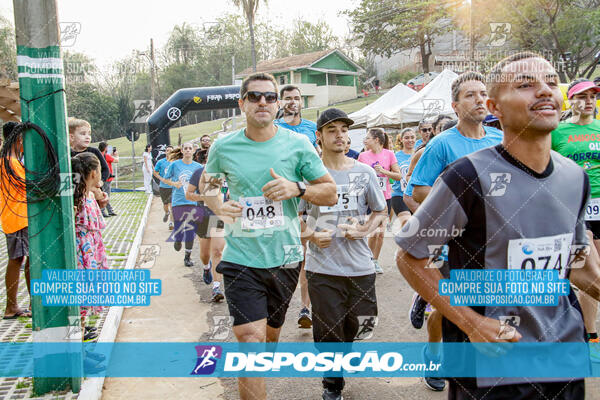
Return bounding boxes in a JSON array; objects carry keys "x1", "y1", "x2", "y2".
[{"x1": 236, "y1": 49, "x2": 364, "y2": 108}]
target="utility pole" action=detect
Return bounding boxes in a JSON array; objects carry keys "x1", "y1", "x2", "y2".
[
  {"x1": 232, "y1": 55, "x2": 236, "y2": 119},
  {"x1": 469, "y1": 0, "x2": 475, "y2": 68},
  {"x1": 150, "y1": 38, "x2": 156, "y2": 105},
  {"x1": 13, "y1": 0, "x2": 81, "y2": 395},
  {"x1": 232, "y1": 55, "x2": 235, "y2": 85}
]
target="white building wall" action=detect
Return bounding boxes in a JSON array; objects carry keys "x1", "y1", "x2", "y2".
[
  {"x1": 304, "y1": 85, "x2": 357, "y2": 108},
  {"x1": 327, "y1": 85, "x2": 358, "y2": 104},
  {"x1": 374, "y1": 29, "x2": 469, "y2": 79},
  {"x1": 307, "y1": 86, "x2": 329, "y2": 108}
]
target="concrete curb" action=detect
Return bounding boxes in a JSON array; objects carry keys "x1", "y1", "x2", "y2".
[{"x1": 78, "y1": 194, "x2": 153, "y2": 400}]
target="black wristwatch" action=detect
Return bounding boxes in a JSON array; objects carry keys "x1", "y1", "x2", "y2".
[{"x1": 296, "y1": 181, "x2": 306, "y2": 198}]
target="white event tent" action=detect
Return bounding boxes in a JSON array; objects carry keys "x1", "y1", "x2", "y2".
[{"x1": 347, "y1": 69, "x2": 459, "y2": 151}]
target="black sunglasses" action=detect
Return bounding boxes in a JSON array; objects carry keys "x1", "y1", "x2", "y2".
[
  {"x1": 243, "y1": 91, "x2": 278, "y2": 103},
  {"x1": 420, "y1": 127, "x2": 433, "y2": 132}
]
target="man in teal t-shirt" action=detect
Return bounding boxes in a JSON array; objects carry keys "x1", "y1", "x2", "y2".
[{"x1": 199, "y1": 73, "x2": 336, "y2": 400}]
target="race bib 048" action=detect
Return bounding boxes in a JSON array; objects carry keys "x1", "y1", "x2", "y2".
[
  {"x1": 507, "y1": 233, "x2": 573, "y2": 278},
  {"x1": 240, "y1": 196, "x2": 284, "y2": 230},
  {"x1": 320, "y1": 185, "x2": 358, "y2": 213}
]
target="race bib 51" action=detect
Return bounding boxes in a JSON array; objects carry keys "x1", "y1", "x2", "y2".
[{"x1": 320, "y1": 185, "x2": 358, "y2": 213}]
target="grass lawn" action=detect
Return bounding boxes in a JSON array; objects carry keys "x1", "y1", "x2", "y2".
[{"x1": 93, "y1": 94, "x2": 383, "y2": 159}]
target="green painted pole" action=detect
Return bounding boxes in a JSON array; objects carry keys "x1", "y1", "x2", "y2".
[{"x1": 13, "y1": 0, "x2": 81, "y2": 394}]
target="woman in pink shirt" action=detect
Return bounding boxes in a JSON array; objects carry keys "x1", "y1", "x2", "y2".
[{"x1": 358, "y1": 128, "x2": 402, "y2": 274}]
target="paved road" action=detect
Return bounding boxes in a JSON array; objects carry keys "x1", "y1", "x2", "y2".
[{"x1": 196, "y1": 235, "x2": 600, "y2": 400}]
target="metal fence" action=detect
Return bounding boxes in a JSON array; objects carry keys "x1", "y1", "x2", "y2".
[{"x1": 112, "y1": 156, "x2": 143, "y2": 189}]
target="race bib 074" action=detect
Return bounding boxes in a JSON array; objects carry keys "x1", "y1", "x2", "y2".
[
  {"x1": 507, "y1": 233, "x2": 573, "y2": 278},
  {"x1": 240, "y1": 196, "x2": 284, "y2": 230}
]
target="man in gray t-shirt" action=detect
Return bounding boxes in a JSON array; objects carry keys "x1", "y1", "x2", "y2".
[
  {"x1": 300, "y1": 109, "x2": 387, "y2": 400},
  {"x1": 300, "y1": 160, "x2": 387, "y2": 276},
  {"x1": 396, "y1": 53, "x2": 600, "y2": 399}
]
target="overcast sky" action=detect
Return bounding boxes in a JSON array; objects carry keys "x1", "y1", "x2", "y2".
[{"x1": 1, "y1": 0, "x2": 357, "y2": 68}]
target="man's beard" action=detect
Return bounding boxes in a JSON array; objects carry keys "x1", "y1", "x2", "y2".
[{"x1": 283, "y1": 109, "x2": 299, "y2": 117}]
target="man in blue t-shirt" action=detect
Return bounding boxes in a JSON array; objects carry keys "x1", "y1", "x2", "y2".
[
  {"x1": 403, "y1": 71, "x2": 503, "y2": 392},
  {"x1": 275, "y1": 85, "x2": 318, "y2": 147}
]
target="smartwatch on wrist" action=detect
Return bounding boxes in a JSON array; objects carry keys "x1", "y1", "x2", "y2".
[{"x1": 296, "y1": 181, "x2": 306, "y2": 198}]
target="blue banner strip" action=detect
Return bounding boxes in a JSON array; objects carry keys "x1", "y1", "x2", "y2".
[{"x1": 1, "y1": 342, "x2": 598, "y2": 378}]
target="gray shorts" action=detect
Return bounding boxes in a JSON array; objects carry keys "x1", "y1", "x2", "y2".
[{"x1": 5, "y1": 227, "x2": 28, "y2": 259}]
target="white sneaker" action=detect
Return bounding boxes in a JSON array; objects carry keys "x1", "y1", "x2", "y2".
[{"x1": 374, "y1": 260, "x2": 384, "y2": 274}]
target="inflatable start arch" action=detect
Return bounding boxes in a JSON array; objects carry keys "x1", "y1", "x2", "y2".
[{"x1": 146, "y1": 85, "x2": 241, "y2": 152}]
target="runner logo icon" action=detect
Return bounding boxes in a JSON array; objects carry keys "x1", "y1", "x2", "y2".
[
  {"x1": 209, "y1": 316, "x2": 234, "y2": 340},
  {"x1": 348, "y1": 172, "x2": 369, "y2": 196},
  {"x1": 425, "y1": 245, "x2": 446, "y2": 269},
  {"x1": 191, "y1": 345, "x2": 222, "y2": 375},
  {"x1": 354, "y1": 316, "x2": 378, "y2": 340},
  {"x1": 568, "y1": 245, "x2": 590, "y2": 269},
  {"x1": 487, "y1": 173, "x2": 512, "y2": 197},
  {"x1": 497, "y1": 316, "x2": 520, "y2": 340},
  {"x1": 489, "y1": 23, "x2": 511, "y2": 47}
]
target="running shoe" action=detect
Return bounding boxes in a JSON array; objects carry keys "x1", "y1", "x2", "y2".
[
  {"x1": 424, "y1": 303, "x2": 434, "y2": 318},
  {"x1": 108, "y1": 211, "x2": 117, "y2": 216},
  {"x1": 163, "y1": 212, "x2": 169, "y2": 223},
  {"x1": 184, "y1": 254, "x2": 194, "y2": 267},
  {"x1": 373, "y1": 260, "x2": 384, "y2": 274},
  {"x1": 203, "y1": 261, "x2": 213, "y2": 285},
  {"x1": 85, "y1": 326, "x2": 97, "y2": 334},
  {"x1": 168, "y1": 222, "x2": 174, "y2": 230},
  {"x1": 409, "y1": 293, "x2": 427, "y2": 329},
  {"x1": 424, "y1": 376, "x2": 446, "y2": 391},
  {"x1": 298, "y1": 307, "x2": 312, "y2": 329},
  {"x1": 83, "y1": 357, "x2": 105, "y2": 374},
  {"x1": 85, "y1": 350, "x2": 106, "y2": 362},
  {"x1": 83, "y1": 329, "x2": 98, "y2": 342},
  {"x1": 211, "y1": 287, "x2": 224, "y2": 303},
  {"x1": 322, "y1": 388, "x2": 343, "y2": 400},
  {"x1": 422, "y1": 346, "x2": 445, "y2": 391},
  {"x1": 589, "y1": 338, "x2": 600, "y2": 363}
]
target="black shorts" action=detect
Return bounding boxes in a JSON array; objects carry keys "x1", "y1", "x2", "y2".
[
  {"x1": 586, "y1": 220, "x2": 600, "y2": 240},
  {"x1": 307, "y1": 271, "x2": 377, "y2": 392},
  {"x1": 159, "y1": 187, "x2": 172, "y2": 205},
  {"x1": 391, "y1": 196, "x2": 409, "y2": 214},
  {"x1": 216, "y1": 261, "x2": 301, "y2": 328},
  {"x1": 448, "y1": 378, "x2": 584, "y2": 400},
  {"x1": 196, "y1": 211, "x2": 225, "y2": 238},
  {"x1": 307, "y1": 271, "x2": 378, "y2": 343},
  {"x1": 5, "y1": 227, "x2": 28, "y2": 259}
]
